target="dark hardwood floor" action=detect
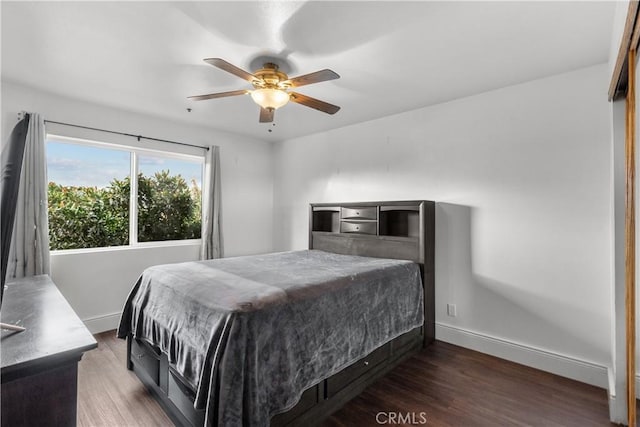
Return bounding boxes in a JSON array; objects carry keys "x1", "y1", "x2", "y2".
[
  {"x1": 77, "y1": 331, "x2": 172, "y2": 426},
  {"x1": 324, "y1": 342, "x2": 613, "y2": 427},
  {"x1": 78, "y1": 331, "x2": 614, "y2": 426}
]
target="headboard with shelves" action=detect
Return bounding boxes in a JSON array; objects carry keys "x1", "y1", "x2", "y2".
[{"x1": 309, "y1": 200, "x2": 435, "y2": 346}]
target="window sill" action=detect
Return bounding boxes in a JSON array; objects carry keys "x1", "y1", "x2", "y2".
[{"x1": 50, "y1": 239, "x2": 201, "y2": 256}]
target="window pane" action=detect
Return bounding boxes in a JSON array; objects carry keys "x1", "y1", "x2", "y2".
[
  {"x1": 137, "y1": 154, "x2": 202, "y2": 242},
  {"x1": 46, "y1": 139, "x2": 130, "y2": 250}
]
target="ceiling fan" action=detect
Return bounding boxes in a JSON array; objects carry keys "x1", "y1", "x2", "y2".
[{"x1": 189, "y1": 58, "x2": 341, "y2": 123}]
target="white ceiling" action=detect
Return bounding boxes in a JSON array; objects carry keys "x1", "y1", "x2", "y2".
[{"x1": 2, "y1": 1, "x2": 616, "y2": 142}]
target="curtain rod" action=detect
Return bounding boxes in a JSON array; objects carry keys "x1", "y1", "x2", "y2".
[{"x1": 43, "y1": 119, "x2": 210, "y2": 151}]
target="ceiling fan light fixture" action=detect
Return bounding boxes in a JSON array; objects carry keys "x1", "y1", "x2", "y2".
[
  {"x1": 190, "y1": 58, "x2": 341, "y2": 122},
  {"x1": 250, "y1": 88, "x2": 290, "y2": 110}
]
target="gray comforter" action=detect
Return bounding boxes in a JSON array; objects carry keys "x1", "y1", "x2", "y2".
[{"x1": 117, "y1": 249, "x2": 423, "y2": 426}]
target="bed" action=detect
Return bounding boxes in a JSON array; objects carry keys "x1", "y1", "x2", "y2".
[{"x1": 117, "y1": 200, "x2": 435, "y2": 426}]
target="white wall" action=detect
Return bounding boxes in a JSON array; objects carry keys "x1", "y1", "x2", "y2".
[
  {"x1": 609, "y1": 1, "x2": 630, "y2": 82},
  {"x1": 1, "y1": 80, "x2": 274, "y2": 332},
  {"x1": 273, "y1": 64, "x2": 612, "y2": 386}
]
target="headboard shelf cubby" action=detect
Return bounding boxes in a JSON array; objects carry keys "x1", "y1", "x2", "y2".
[
  {"x1": 309, "y1": 200, "x2": 435, "y2": 345},
  {"x1": 311, "y1": 206, "x2": 340, "y2": 233}
]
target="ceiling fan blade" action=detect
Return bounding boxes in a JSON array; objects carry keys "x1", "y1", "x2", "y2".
[
  {"x1": 290, "y1": 92, "x2": 341, "y2": 115},
  {"x1": 188, "y1": 89, "x2": 249, "y2": 101},
  {"x1": 288, "y1": 69, "x2": 340, "y2": 87},
  {"x1": 204, "y1": 58, "x2": 256, "y2": 82},
  {"x1": 259, "y1": 107, "x2": 274, "y2": 123}
]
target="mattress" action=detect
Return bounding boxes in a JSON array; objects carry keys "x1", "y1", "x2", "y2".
[{"x1": 117, "y1": 249, "x2": 423, "y2": 426}]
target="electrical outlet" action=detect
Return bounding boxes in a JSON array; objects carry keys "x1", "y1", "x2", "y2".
[{"x1": 447, "y1": 303, "x2": 457, "y2": 317}]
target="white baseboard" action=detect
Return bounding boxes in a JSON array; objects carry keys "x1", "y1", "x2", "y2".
[
  {"x1": 435, "y1": 322, "x2": 609, "y2": 389},
  {"x1": 83, "y1": 312, "x2": 121, "y2": 334}
]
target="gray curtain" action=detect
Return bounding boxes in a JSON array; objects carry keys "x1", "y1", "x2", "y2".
[
  {"x1": 201, "y1": 145, "x2": 223, "y2": 259},
  {"x1": 7, "y1": 113, "x2": 50, "y2": 279}
]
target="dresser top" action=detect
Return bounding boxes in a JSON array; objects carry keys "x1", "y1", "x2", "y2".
[{"x1": 1, "y1": 275, "x2": 97, "y2": 374}]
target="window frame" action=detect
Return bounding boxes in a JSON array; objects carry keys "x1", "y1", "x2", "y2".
[{"x1": 46, "y1": 134, "x2": 205, "y2": 254}]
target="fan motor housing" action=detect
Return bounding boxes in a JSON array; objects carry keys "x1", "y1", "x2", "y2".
[{"x1": 253, "y1": 63, "x2": 290, "y2": 89}]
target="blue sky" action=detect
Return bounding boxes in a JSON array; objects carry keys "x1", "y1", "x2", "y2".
[{"x1": 46, "y1": 138, "x2": 203, "y2": 188}]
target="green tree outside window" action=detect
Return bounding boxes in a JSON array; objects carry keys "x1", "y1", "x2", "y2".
[{"x1": 48, "y1": 171, "x2": 201, "y2": 250}]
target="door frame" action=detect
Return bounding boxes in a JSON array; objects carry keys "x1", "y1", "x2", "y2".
[{"x1": 610, "y1": 2, "x2": 640, "y2": 425}]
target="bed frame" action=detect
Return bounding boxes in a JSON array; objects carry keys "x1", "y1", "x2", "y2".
[{"x1": 126, "y1": 200, "x2": 435, "y2": 426}]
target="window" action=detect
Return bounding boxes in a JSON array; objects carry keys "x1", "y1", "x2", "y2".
[
  {"x1": 137, "y1": 153, "x2": 202, "y2": 242},
  {"x1": 46, "y1": 136, "x2": 203, "y2": 251}
]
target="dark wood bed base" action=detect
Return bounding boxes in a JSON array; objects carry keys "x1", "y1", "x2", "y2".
[{"x1": 126, "y1": 200, "x2": 435, "y2": 426}]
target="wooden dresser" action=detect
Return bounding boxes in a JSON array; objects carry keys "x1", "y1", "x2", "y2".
[{"x1": 1, "y1": 275, "x2": 97, "y2": 427}]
